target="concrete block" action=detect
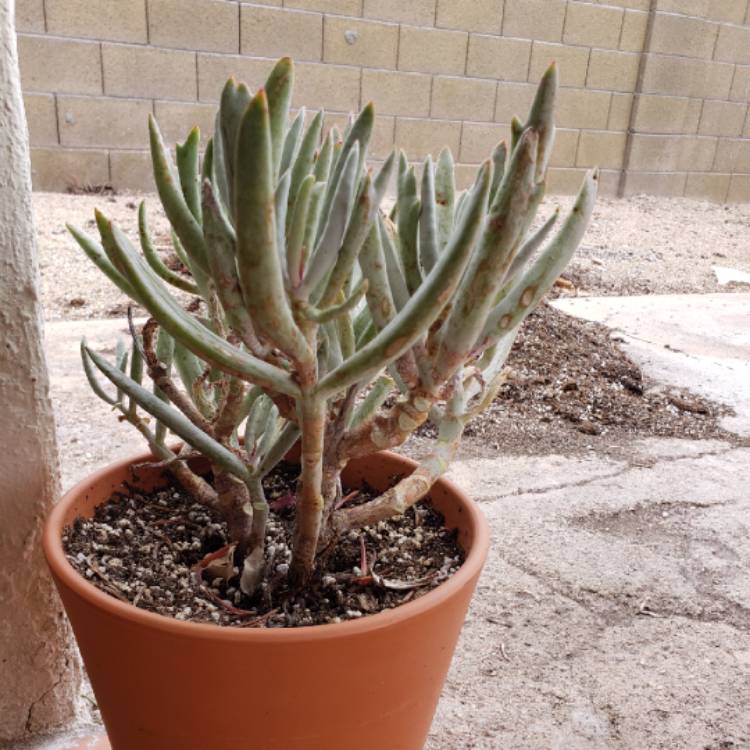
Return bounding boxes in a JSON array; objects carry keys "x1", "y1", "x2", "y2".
[
  {"x1": 597, "y1": 169, "x2": 621, "y2": 196},
  {"x1": 323, "y1": 16, "x2": 398, "y2": 69},
  {"x1": 459, "y1": 121, "x2": 509, "y2": 163},
  {"x1": 436, "y1": 0, "x2": 502, "y2": 34},
  {"x1": 154, "y1": 101, "x2": 217, "y2": 144},
  {"x1": 15, "y1": 0, "x2": 45, "y2": 32},
  {"x1": 18, "y1": 36, "x2": 103, "y2": 95},
  {"x1": 556, "y1": 88, "x2": 611, "y2": 129},
  {"x1": 674, "y1": 135, "x2": 718, "y2": 172},
  {"x1": 656, "y1": 0, "x2": 708, "y2": 15},
  {"x1": 563, "y1": 2, "x2": 624, "y2": 50},
  {"x1": 628, "y1": 134, "x2": 680, "y2": 171},
  {"x1": 650, "y1": 13, "x2": 718, "y2": 60},
  {"x1": 395, "y1": 117, "x2": 461, "y2": 160},
  {"x1": 285, "y1": 0, "x2": 360, "y2": 13},
  {"x1": 634, "y1": 94, "x2": 703, "y2": 134},
  {"x1": 502, "y1": 0, "x2": 567, "y2": 43},
  {"x1": 714, "y1": 138, "x2": 750, "y2": 172},
  {"x1": 549, "y1": 128, "x2": 580, "y2": 168},
  {"x1": 727, "y1": 173, "x2": 750, "y2": 202},
  {"x1": 546, "y1": 167, "x2": 589, "y2": 195},
  {"x1": 109, "y1": 150, "x2": 153, "y2": 191},
  {"x1": 629, "y1": 133, "x2": 717, "y2": 172},
  {"x1": 684, "y1": 172, "x2": 731, "y2": 203},
  {"x1": 370, "y1": 115, "x2": 396, "y2": 159},
  {"x1": 102, "y1": 44, "x2": 197, "y2": 100},
  {"x1": 597, "y1": 0, "x2": 649, "y2": 9},
  {"x1": 467, "y1": 34, "x2": 530, "y2": 81},
  {"x1": 576, "y1": 130, "x2": 627, "y2": 169},
  {"x1": 295, "y1": 61, "x2": 362, "y2": 112},
  {"x1": 149, "y1": 0, "x2": 239, "y2": 53},
  {"x1": 23, "y1": 94, "x2": 59, "y2": 147},
  {"x1": 715, "y1": 23, "x2": 750, "y2": 65},
  {"x1": 57, "y1": 96, "x2": 152, "y2": 148},
  {"x1": 608, "y1": 93, "x2": 634, "y2": 130},
  {"x1": 453, "y1": 164, "x2": 481, "y2": 190},
  {"x1": 623, "y1": 170, "x2": 686, "y2": 197},
  {"x1": 361, "y1": 69, "x2": 432, "y2": 117},
  {"x1": 730, "y1": 65, "x2": 750, "y2": 102},
  {"x1": 706, "y1": 0, "x2": 748, "y2": 23},
  {"x1": 201, "y1": 55, "x2": 361, "y2": 112},
  {"x1": 198, "y1": 54, "x2": 272, "y2": 101},
  {"x1": 30, "y1": 147, "x2": 110, "y2": 191},
  {"x1": 494, "y1": 82, "x2": 536, "y2": 123},
  {"x1": 363, "y1": 0, "x2": 435, "y2": 25},
  {"x1": 698, "y1": 100, "x2": 747, "y2": 137},
  {"x1": 529, "y1": 42, "x2": 589, "y2": 88},
  {"x1": 431, "y1": 75, "x2": 496, "y2": 121},
  {"x1": 642, "y1": 54, "x2": 734, "y2": 99},
  {"x1": 587, "y1": 49, "x2": 639, "y2": 93},
  {"x1": 241, "y1": 5, "x2": 322, "y2": 60},
  {"x1": 620, "y1": 10, "x2": 648, "y2": 52},
  {"x1": 45, "y1": 0, "x2": 147, "y2": 43},
  {"x1": 398, "y1": 25, "x2": 468, "y2": 75}
]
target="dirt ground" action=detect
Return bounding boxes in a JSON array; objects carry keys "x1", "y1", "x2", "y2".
[
  {"x1": 33, "y1": 189, "x2": 750, "y2": 750},
  {"x1": 32, "y1": 190, "x2": 750, "y2": 322}
]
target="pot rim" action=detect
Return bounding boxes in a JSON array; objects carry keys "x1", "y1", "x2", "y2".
[{"x1": 44, "y1": 448, "x2": 489, "y2": 643}]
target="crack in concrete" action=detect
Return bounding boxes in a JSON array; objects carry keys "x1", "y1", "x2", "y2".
[
  {"x1": 499, "y1": 553, "x2": 750, "y2": 634},
  {"x1": 477, "y1": 445, "x2": 741, "y2": 503}
]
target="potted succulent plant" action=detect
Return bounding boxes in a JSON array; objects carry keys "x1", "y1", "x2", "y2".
[{"x1": 43, "y1": 57, "x2": 596, "y2": 749}]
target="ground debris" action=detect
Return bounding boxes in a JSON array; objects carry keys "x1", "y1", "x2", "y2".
[{"x1": 436, "y1": 303, "x2": 734, "y2": 456}]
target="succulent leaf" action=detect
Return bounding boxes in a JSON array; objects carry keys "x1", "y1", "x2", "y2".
[
  {"x1": 234, "y1": 89, "x2": 309, "y2": 364},
  {"x1": 316, "y1": 161, "x2": 492, "y2": 399},
  {"x1": 85, "y1": 345, "x2": 249, "y2": 480},
  {"x1": 138, "y1": 202, "x2": 200, "y2": 295}
]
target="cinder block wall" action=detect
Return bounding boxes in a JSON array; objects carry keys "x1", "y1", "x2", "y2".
[{"x1": 14, "y1": 0, "x2": 750, "y2": 201}]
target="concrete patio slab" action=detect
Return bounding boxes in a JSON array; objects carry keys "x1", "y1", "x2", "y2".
[
  {"x1": 29, "y1": 298, "x2": 750, "y2": 749},
  {"x1": 45, "y1": 317, "x2": 149, "y2": 491}
]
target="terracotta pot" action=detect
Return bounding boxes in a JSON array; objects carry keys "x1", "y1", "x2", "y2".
[{"x1": 44, "y1": 450, "x2": 489, "y2": 750}]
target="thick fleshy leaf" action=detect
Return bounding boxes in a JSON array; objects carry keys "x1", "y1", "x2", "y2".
[
  {"x1": 138, "y1": 202, "x2": 199, "y2": 294},
  {"x1": 264, "y1": 57, "x2": 294, "y2": 181},
  {"x1": 176, "y1": 127, "x2": 202, "y2": 223},
  {"x1": 434, "y1": 128, "x2": 539, "y2": 382},
  {"x1": 148, "y1": 115, "x2": 209, "y2": 275},
  {"x1": 479, "y1": 169, "x2": 598, "y2": 349},
  {"x1": 287, "y1": 174, "x2": 315, "y2": 288},
  {"x1": 85, "y1": 345, "x2": 249, "y2": 480},
  {"x1": 234, "y1": 89, "x2": 309, "y2": 364},
  {"x1": 68, "y1": 224, "x2": 143, "y2": 304},
  {"x1": 301, "y1": 143, "x2": 360, "y2": 298},
  {"x1": 101, "y1": 216, "x2": 301, "y2": 396},
  {"x1": 317, "y1": 161, "x2": 492, "y2": 399},
  {"x1": 290, "y1": 110, "x2": 323, "y2": 212},
  {"x1": 280, "y1": 108, "x2": 305, "y2": 179},
  {"x1": 419, "y1": 155, "x2": 439, "y2": 274}
]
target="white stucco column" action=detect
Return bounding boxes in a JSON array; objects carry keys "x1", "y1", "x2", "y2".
[{"x1": 0, "y1": 0, "x2": 81, "y2": 741}]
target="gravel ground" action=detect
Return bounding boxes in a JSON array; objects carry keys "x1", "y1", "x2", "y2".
[
  {"x1": 570, "y1": 194, "x2": 750, "y2": 296},
  {"x1": 34, "y1": 190, "x2": 750, "y2": 322}
]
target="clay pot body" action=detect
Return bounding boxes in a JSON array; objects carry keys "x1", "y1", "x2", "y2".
[{"x1": 44, "y1": 450, "x2": 488, "y2": 750}]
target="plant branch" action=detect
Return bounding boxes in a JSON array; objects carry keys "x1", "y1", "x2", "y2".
[{"x1": 141, "y1": 318, "x2": 215, "y2": 435}]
